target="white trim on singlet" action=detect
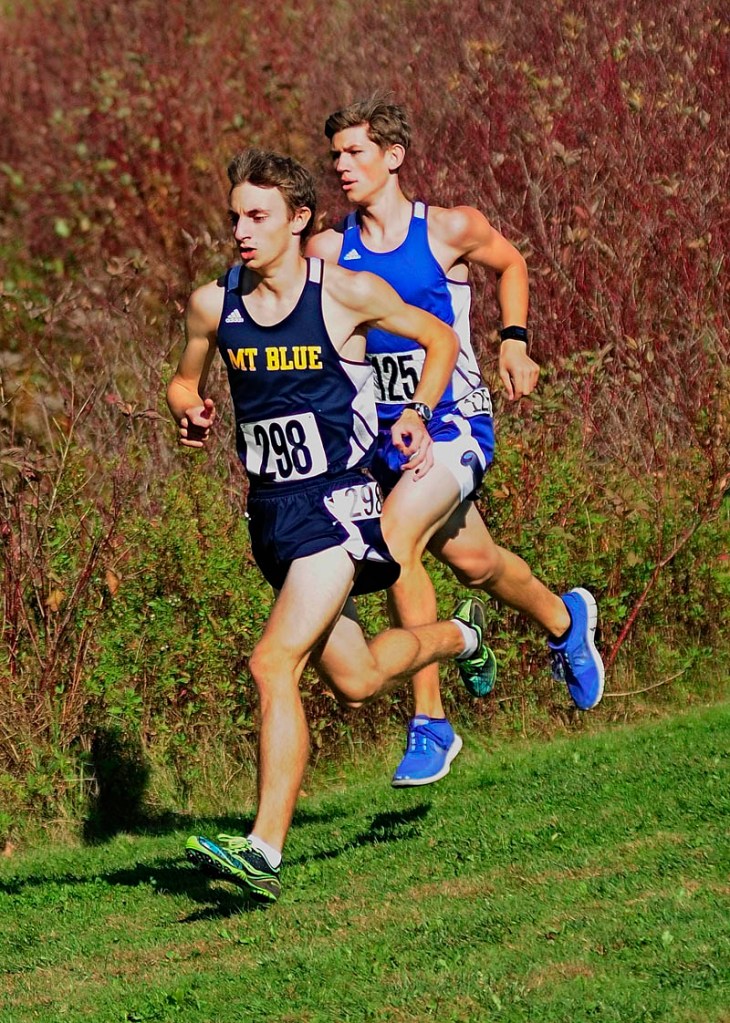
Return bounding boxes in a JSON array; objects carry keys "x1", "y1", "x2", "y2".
[
  {"x1": 227, "y1": 260, "x2": 321, "y2": 291},
  {"x1": 308, "y1": 256, "x2": 323, "y2": 283}
]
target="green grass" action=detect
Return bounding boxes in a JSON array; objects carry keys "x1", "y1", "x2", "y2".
[{"x1": 1, "y1": 704, "x2": 728, "y2": 1023}]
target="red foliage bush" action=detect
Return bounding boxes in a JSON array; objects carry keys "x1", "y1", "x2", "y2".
[{"x1": 0, "y1": 0, "x2": 727, "y2": 812}]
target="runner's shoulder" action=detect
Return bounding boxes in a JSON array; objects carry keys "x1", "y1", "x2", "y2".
[
  {"x1": 306, "y1": 226, "x2": 344, "y2": 262},
  {"x1": 323, "y1": 262, "x2": 392, "y2": 311},
  {"x1": 427, "y1": 204, "x2": 492, "y2": 249},
  {"x1": 187, "y1": 276, "x2": 225, "y2": 328}
]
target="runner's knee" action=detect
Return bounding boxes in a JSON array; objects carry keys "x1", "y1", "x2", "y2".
[
  {"x1": 248, "y1": 642, "x2": 299, "y2": 694},
  {"x1": 328, "y1": 672, "x2": 382, "y2": 710},
  {"x1": 381, "y1": 536, "x2": 426, "y2": 574},
  {"x1": 388, "y1": 550, "x2": 431, "y2": 587},
  {"x1": 449, "y1": 546, "x2": 504, "y2": 588},
  {"x1": 336, "y1": 694, "x2": 366, "y2": 710}
]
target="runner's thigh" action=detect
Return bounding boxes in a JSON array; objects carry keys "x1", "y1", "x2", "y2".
[
  {"x1": 312, "y1": 597, "x2": 373, "y2": 696},
  {"x1": 380, "y1": 462, "x2": 462, "y2": 555},
  {"x1": 428, "y1": 499, "x2": 498, "y2": 576},
  {"x1": 257, "y1": 546, "x2": 356, "y2": 666}
]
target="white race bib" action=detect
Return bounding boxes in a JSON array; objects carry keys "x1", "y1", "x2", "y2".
[
  {"x1": 325, "y1": 480, "x2": 383, "y2": 522},
  {"x1": 241, "y1": 412, "x2": 327, "y2": 482},
  {"x1": 456, "y1": 386, "x2": 493, "y2": 418},
  {"x1": 368, "y1": 350, "x2": 425, "y2": 405}
]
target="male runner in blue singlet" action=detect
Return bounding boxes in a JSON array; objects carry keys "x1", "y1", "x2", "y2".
[
  {"x1": 167, "y1": 148, "x2": 497, "y2": 901},
  {"x1": 307, "y1": 100, "x2": 604, "y2": 788}
]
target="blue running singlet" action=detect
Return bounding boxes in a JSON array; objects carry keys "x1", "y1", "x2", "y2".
[
  {"x1": 336, "y1": 203, "x2": 494, "y2": 500},
  {"x1": 337, "y1": 202, "x2": 483, "y2": 422}
]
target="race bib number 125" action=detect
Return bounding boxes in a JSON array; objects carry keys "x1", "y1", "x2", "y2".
[
  {"x1": 368, "y1": 350, "x2": 425, "y2": 404},
  {"x1": 457, "y1": 386, "x2": 493, "y2": 418}
]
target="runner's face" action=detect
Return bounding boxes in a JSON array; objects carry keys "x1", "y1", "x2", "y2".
[
  {"x1": 330, "y1": 125, "x2": 393, "y2": 205},
  {"x1": 228, "y1": 182, "x2": 297, "y2": 271}
]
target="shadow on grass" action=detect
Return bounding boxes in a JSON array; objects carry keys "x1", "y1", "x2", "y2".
[
  {"x1": 286, "y1": 803, "x2": 432, "y2": 866},
  {"x1": 82, "y1": 726, "x2": 152, "y2": 844},
  {"x1": 104, "y1": 858, "x2": 270, "y2": 920},
  {"x1": 1, "y1": 803, "x2": 432, "y2": 918},
  {"x1": 82, "y1": 791, "x2": 355, "y2": 845}
]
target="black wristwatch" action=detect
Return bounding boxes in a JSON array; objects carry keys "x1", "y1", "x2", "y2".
[{"x1": 402, "y1": 401, "x2": 433, "y2": 423}]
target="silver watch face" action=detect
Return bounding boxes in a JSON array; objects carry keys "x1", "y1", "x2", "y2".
[{"x1": 408, "y1": 402, "x2": 432, "y2": 422}]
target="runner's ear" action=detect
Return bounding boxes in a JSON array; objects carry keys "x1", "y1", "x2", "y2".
[
  {"x1": 386, "y1": 144, "x2": 405, "y2": 173},
  {"x1": 291, "y1": 206, "x2": 313, "y2": 238}
]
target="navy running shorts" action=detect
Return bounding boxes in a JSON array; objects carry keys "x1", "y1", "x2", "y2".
[{"x1": 246, "y1": 470, "x2": 400, "y2": 595}]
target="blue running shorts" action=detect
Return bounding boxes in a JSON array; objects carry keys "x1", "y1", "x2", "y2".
[
  {"x1": 371, "y1": 387, "x2": 495, "y2": 502},
  {"x1": 246, "y1": 470, "x2": 400, "y2": 595}
]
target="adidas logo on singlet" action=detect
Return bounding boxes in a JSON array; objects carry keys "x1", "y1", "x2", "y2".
[
  {"x1": 225, "y1": 309, "x2": 244, "y2": 323},
  {"x1": 343, "y1": 248, "x2": 361, "y2": 261}
]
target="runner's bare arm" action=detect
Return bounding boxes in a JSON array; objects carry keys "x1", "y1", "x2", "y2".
[
  {"x1": 308, "y1": 233, "x2": 458, "y2": 415},
  {"x1": 335, "y1": 268, "x2": 458, "y2": 408},
  {"x1": 334, "y1": 268, "x2": 458, "y2": 475},
  {"x1": 167, "y1": 282, "x2": 222, "y2": 448},
  {"x1": 431, "y1": 205, "x2": 539, "y2": 400}
]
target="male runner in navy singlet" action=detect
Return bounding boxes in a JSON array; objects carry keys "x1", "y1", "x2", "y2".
[
  {"x1": 307, "y1": 99, "x2": 605, "y2": 788},
  {"x1": 167, "y1": 148, "x2": 497, "y2": 901}
]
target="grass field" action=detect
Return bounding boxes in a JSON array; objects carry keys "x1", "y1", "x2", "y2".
[{"x1": 1, "y1": 703, "x2": 728, "y2": 1023}]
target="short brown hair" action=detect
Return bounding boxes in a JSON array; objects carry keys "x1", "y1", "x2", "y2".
[
  {"x1": 227, "y1": 148, "x2": 317, "y2": 240},
  {"x1": 324, "y1": 99, "x2": 411, "y2": 152}
]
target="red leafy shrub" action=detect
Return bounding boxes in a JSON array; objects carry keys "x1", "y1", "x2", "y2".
[
  {"x1": 0, "y1": 0, "x2": 727, "y2": 818},
  {"x1": 2, "y1": 1, "x2": 277, "y2": 276},
  {"x1": 296, "y1": 0, "x2": 729, "y2": 669}
]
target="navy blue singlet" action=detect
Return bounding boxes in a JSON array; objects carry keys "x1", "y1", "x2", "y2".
[{"x1": 217, "y1": 258, "x2": 377, "y2": 490}]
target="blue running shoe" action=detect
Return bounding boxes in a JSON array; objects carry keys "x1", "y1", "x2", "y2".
[
  {"x1": 391, "y1": 717, "x2": 463, "y2": 788},
  {"x1": 185, "y1": 833, "x2": 281, "y2": 902},
  {"x1": 548, "y1": 587, "x2": 605, "y2": 710},
  {"x1": 453, "y1": 597, "x2": 498, "y2": 697}
]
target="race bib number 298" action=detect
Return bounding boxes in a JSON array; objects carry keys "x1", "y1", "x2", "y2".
[
  {"x1": 241, "y1": 412, "x2": 327, "y2": 482},
  {"x1": 325, "y1": 480, "x2": 383, "y2": 523}
]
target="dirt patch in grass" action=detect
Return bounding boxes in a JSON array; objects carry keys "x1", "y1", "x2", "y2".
[
  {"x1": 526, "y1": 960, "x2": 596, "y2": 990},
  {"x1": 406, "y1": 877, "x2": 497, "y2": 900}
]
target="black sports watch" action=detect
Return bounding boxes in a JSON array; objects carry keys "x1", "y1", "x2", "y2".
[{"x1": 402, "y1": 401, "x2": 433, "y2": 423}]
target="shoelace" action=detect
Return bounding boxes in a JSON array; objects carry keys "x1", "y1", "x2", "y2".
[
  {"x1": 408, "y1": 726, "x2": 442, "y2": 756},
  {"x1": 551, "y1": 651, "x2": 566, "y2": 682},
  {"x1": 216, "y1": 833, "x2": 251, "y2": 854},
  {"x1": 464, "y1": 648, "x2": 488, "y2": 670}
]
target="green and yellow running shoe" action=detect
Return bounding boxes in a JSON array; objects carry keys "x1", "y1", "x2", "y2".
[
  {"x1": 185, "y1": 833, "x2": 281, "y2": 903},
  {"x1": 453, "y1": 597, "x2": 497, "y2": 697}
]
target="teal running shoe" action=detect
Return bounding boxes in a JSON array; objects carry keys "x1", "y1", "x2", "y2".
[
  {"x1": 453, "y1": 597, "x2": 497, "y2": 697},
  {"x1": 185, "y1": 833, "x2": 280, "y2": 902}
]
